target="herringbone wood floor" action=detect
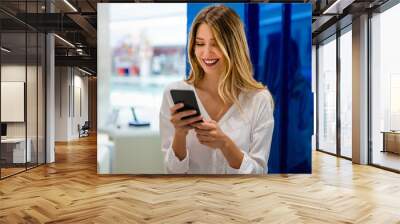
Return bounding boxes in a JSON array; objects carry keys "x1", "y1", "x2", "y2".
[{"x1": 1, "y1": 135, "x2": 400, "y2": 224}]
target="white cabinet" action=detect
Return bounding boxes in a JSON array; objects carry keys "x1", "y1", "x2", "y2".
[
  {"x1": 1, "y1": 138, "x2": 32, "y2": 163},
  {"x1": 1, "y1": 82, "x2": 25, "y2": 122},
  {"x1": 98, "y1": 127, "x2": 164, "y2": 174}
]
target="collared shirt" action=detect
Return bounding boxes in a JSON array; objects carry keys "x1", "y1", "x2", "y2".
[{"x1": 159, "y1": 81, "x2": 274, "y2": 174}]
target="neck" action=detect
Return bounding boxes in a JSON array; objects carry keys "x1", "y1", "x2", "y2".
[{"x1": 198, "y1": 72, "x2": 220, "y2": 96}]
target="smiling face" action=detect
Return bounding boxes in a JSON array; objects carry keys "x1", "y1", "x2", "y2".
[{"x1": 194, "y1": 23, "x2": 226, "y2": 78}]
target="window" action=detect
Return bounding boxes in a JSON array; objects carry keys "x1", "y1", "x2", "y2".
[
  {"x1": 0, "y1": 1, "x2": 46, "y2": 179},
  {"x1": 371, "y1": 3, "x2": 400, "y2": 171},
  {"x1": 108, "y1": 3, "x2": 187, "y2": 131},
  {"x1": 339, "y1": 28, "x2": 352, "y2": 158},
  {"x1": 0, "y1": 1, "x2": 46, "y2": 178},
  {"x1": 317, "y1": 36, "x2": 337, "y2": 154}
]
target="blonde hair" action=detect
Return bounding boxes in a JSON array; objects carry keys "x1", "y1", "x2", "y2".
[{"x1": 187, "y1": 5, "x2": 267, "y2": 107}]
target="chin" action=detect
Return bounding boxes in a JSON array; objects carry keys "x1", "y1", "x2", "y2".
[{"x1": 202, "y1": 66, "x2": 222, "y2": 76}]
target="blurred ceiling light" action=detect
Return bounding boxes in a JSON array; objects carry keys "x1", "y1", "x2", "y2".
[
  {"x1": 76, "y1": 48, "x2": 84, "y2": 55},
  {"x1": 323, "y1": 0, "x2": 354, "y2": 15},
  {"x1": 63, "y1": 0, "x2": 78, "y2": 12},
  {"x1": 78, "y1": 67, "x2": 92, "y2": 76},
  {"x1": 54, "y1": 34, "x2": 75, "y2": 48},
  {"x1": 1, "y1": 47, "x2": 11, "y2": 53}
]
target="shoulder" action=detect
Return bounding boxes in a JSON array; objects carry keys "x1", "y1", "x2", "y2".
[
  {"x1": 244, "y1": 88, "x2": 274, "y2": 108},
  {"x1": 247, "y1": 89, "x2": 274, "y2": 122}
]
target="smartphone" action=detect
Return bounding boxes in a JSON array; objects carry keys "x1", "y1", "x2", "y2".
[{"x1": 170, "y1": 89, "x2": 202, "y2": 122}]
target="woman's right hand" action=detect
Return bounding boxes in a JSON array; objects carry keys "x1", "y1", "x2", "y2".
[{"x1": 170, "y1": 103, "x2": 203, "y2": 136}]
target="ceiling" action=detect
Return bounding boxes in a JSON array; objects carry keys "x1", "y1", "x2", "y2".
[
  {"x1": 0, "y1": 0, "x2": 394, "y2": 75},
  {"x1": 312, "y1": 0, "x2": 391, "y2": 43},
  {"x1": 0, "y1": 0, "x2": 100, "y2": 74}
]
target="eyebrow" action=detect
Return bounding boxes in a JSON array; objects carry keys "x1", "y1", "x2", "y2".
[{"x1": 195, "y1": 37, "x2": 215, "y2": 41}]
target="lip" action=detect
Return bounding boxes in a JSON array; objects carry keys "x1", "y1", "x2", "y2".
[{"x1": 202, "y1": 58, "x2": 219, "y2": 67}]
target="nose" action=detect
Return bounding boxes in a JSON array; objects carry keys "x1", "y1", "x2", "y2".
[{"x1": 202, "y1": 45, "x2": 214, "y2": 58}]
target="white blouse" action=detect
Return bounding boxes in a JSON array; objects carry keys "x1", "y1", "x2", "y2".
[{"x1": 159, "y1": 81, "x2": 274, "y2": 174}]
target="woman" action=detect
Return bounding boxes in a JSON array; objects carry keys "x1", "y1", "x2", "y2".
[{"x1": 159, "y1": 5, "x2": 274, "y2": 174}]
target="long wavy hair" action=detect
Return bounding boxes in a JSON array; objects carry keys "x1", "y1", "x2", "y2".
[{"x1": 186, "y1": 5, "x2": 267, "y2": 107}]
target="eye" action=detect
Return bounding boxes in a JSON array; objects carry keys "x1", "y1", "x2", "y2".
[{"x1": 195, "y1": 43, "x2": 205, "y2": 46}]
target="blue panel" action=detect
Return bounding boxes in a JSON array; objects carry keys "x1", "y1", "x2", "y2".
[
  {"x1": 186, "y1": 3, "x2": 313, "y2": 173},
  {"x1": 286, "y1": 4, "x2": 313, "y2": 173},
  {"x1": 255, "y1": 3, "x2": 313, "y2": 173}
]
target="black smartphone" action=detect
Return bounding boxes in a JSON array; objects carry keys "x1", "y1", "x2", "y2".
[{"x1": 170, "y1": 89, "x2": 202, "y2": 122}]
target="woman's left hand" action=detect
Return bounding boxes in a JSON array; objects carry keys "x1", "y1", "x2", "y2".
[
  {"x1": 192, "y1": 119, "x2": 244, "y2": 169},
  {"x1": 191, "y1": 119, "x2": 229, "y2": 149}
]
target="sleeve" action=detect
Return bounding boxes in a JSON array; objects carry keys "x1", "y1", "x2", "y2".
[
  {"x1": 238, "y1": 92, "x2": 274, "y2": 174},
  {"x1": 159, "y1": 88, "x2": 190, "y2": 174}
]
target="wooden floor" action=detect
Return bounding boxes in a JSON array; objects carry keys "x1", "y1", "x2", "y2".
[
  {"x1": 1, "y1": 135, "x2": 400, "y2": 223},
  {"x1": 373, "y1": 150, "x2": 400, "y2": 171},
  {"x1": 0, "y1": 167, "x2": 26, "y2": 178},
  {"x1": 1, "y1": 163, "x2": 44, "y2": 178}
]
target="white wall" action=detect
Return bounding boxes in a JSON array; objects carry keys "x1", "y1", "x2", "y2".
[
  {"x1": 46, "y1": 4, "x2": 56, "y2": 164},
  {"x1": 55, "y1": 67, "x2": 89, "y2": 141},
  {"x1": 98, "y1": 4, "x2": 111, "y2": 133},
  {"x1": 1, "y1": 64, "x2": 26, "y2": 81},
  {"x1": 312, "y1": 45, "x2": 316, "y2": 150},
  {"x1": 352, "y1": 14, "x2": 369, "y2": 164},
  {"x1": 55, "y1": 66, "x2": 69, "y2": 141},
  {"x1": 1, "y1": 64, "x2": 46, "y2": 164},
  {"x1": 1, "y1": 65, "x2": 26, "y2": 132},
  {"x1": 1, "y1": 65, "x2": 39, "y2": 138}
]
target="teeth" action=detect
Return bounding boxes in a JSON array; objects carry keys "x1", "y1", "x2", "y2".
[{"x1": 203, "y1": 59, "x2": 218, "y2": 64}]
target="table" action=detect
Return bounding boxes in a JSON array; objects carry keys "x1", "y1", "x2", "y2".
[
  {"x1": 1, "y1": 138, "x2": 32, "y2": 163},
  {"x1": 381, "y1": 131, "x2": 400, "y2": 154},
  {"x1": 98, "y1": 127, "x2": 164, "y2": 174}
]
